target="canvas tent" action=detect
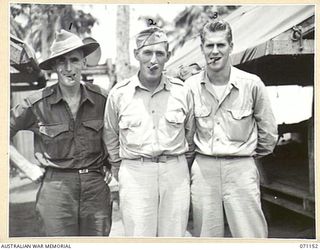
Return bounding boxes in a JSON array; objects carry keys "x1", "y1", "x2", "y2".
[{"x1": 166, "y1": 5, "x2": 314, "y2": 85}]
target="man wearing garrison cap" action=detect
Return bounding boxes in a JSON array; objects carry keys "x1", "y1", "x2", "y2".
[
  {"x1": 104, "y1": 26, "x2": 195, "y2": 236},
  {"x1": 10, "y1": 29, "x2": 112, "y2": 236}
]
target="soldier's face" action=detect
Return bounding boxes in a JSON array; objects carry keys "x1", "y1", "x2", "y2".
[
  {"x1": 201, "y1": 31, "x2": 233, "y2": 72},
  {"x1": 134, "y1": 43, "x2": 171, "y2": 82},
  {"x1": 53, "y1": 50, "x2": 85, "y2": 88}
]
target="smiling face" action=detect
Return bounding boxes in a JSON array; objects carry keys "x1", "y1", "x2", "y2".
[
  {"x1": 134, "y1": 42, "x2": 171, "y2": 84},
  {"x1": 53, "y1": 49, "x2": 86, "y2": 88},
  {"x1": 201, "y1": 30, "x2": 233, "y2": 73}
]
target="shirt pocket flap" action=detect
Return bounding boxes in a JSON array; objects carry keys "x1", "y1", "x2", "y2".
[
  {"x1": 82, "y1": 120, "x2": 104, "y2": 132},
  {"x1": 195, "y1": 106, "x2": 211, "y2": 118},
  {"x1": 228, "y1": 109, "x2": 253, "y2": 120},
  {"x1": 39, "y1": 124, "x2": 69, "y2": 138},
  {"x1": 165, "y1": 111, "x2": 185, "y2": 124},
  {"x1": 119, "y1": 118, "x2": 141, "y2": 129}
]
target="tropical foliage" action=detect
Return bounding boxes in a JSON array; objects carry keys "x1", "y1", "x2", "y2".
[
  {"x1": 10, "y1": 4, "x2": 97, "y2": 60},
  {"x1": 170, "y1": 5, "x2": 239, "y2": 53}
]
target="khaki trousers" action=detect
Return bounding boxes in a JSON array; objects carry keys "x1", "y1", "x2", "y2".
[
  {"x1": 119, "y1": 155, "x2": 190, "y2": 237},
  {"x1": 191, "y1": 154, "x2": 267, "y2": 238},
  {"x1": 36, "y1": 168, "x2": 112, "y2": 236}
]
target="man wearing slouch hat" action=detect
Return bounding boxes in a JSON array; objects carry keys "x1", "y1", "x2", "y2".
[
  {"x1": 103, "y1": 26, "x2": 195, "y2": 237},
  {"x1": 10, "y1": 30, "x2": 112, "y2": 236}
]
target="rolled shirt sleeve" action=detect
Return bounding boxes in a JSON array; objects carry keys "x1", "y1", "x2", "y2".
[{"x1": 10, "y1": 98, "x2": 37, "y2": 138}]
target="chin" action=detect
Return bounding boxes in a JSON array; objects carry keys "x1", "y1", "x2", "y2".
[
  {"x1": 208, "y1": 64, "x2": 223, "y2": 72},
  {"x1": 144, "y1": 72, "x2": 161, "y2": 81}
]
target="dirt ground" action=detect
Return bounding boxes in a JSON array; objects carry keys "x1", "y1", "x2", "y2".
[{"x1": 8, "y1": 176, "x2": 315, "y2": 238}]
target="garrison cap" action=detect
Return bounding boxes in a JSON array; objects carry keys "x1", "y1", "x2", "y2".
[{"x1": 135, "y1": 26, "x2": 168, "y2": 49}]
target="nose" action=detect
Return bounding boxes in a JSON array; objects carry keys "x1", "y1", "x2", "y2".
[
  {"x1": 150, "y1": 52, "x2": 157, "y2": 64},
  {"x1": 211, "y1": 45, "x2": 219, "y2": 54},
  {"x1": 65, "y1": 60, "x2": 72, "y2": 71}
]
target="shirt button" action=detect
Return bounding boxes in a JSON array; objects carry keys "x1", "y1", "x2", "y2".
[
  {"x1": 216, "y1": 138, "x2": 220, "y2": 141},
  {"x1": 153, "y1": 126, "x2": 156, "y2": 129},
  {"x1": 152, "y1": 110, "x2": 155, "y2": 114},
  {"x1": 217, "y1": 121, "x2": 220, "y2": 125}
]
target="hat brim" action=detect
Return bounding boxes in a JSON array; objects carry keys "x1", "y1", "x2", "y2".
[{"x1": 39, "y1": 42, "x2": 99, "y2": 70}]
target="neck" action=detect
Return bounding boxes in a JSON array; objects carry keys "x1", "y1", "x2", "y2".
[
  {"x1": 138, "y1": 72, "x2": 161, "y2": 92},
  {"x1": 207, "y1": 63, "x2": 231, "y2": 86},
  {"x1": 59, "y1": 83, "x2": 81, "y2": 100}
]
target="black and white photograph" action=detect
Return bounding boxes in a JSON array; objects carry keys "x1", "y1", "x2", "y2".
[{"x1": 7, "y1": 2, "x2": 315, "y2": 241}]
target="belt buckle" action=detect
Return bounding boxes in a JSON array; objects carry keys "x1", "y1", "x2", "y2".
[{"x1": 78, "y1": 169, "x2": 89, "y2": 174}]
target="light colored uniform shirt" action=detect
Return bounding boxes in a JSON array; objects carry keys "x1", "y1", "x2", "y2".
[
  {"x1": 103, "y1": 73, "x2": 195, "y2": 165},
  {"x1": 185, "y1": 66, "x2": 278, "y2": 157}
]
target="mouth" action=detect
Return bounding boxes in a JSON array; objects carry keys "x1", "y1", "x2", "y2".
[
  {"x1": 148, "y1": 65, "x2": 159, "y2": 71},
  {"x1": 64, "y1": 74, "x2": 76, "y2": 81},
  {"x1": 208, "y1": 57, "x2": 221, "y2": 64}
]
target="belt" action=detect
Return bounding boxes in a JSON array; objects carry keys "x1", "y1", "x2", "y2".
[
  {"x1": 198, "y1": 153, "x2": 251, "y2": 160},
  {"x1": 46, "y1": 167, "x2": 104, "y2": 175},
  {"x1": 134, "y1": 155, "x2": 180, "y2": 163},
  {"x1": 212, "y1": 156, "x2": 251, "y2": 160}
]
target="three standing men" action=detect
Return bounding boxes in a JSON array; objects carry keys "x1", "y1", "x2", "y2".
[
  {"x1": 185, "y1": 20, "x2": 278, "y2": 237},
  {"x1": 10, "y1": 20, "x2": 277, "y2": 238},
  {"x1": 103, "y1": 26, "x2": 195, "y2": 237},
  {"x1": 10, "y1": 30, "x2": 112, "y2": 236}
]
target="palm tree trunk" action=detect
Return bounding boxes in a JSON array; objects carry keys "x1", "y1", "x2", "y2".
[
  {"x1": 115, "y1": 5, "x2": 130, "y2": 82},
  {"x1": 40, "y1": 13, "x2": 49, "y2": 61}
]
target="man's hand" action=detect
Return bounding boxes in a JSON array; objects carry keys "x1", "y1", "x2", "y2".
[
  {"x1": 24, "y1": 163, "x2": 45, "y2": 183},
  {"x1": 104, "y1": 169, "x2": 113, "y2": 184},
  {"x1": 111, "y1": 165, "x2": 120, "y2": 182},
  {"x1": 10, "y1": 145, "x2": 45, "y2": 183}
]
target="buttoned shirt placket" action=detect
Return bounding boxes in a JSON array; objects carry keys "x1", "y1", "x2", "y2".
[
  {"x1": 137, "y1": 79, "x2": 169, "y2": 158},
  {"x1": 54, "y1": 86, "x2": 92, "y2": 168},
  {"x1": 201, "y1": 75, "x2": 238, "y2": 154}
]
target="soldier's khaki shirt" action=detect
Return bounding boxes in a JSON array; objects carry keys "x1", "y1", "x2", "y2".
[
  {"x1": 185, "y1": 66, "x2": 278, "y2": 157},
  {"x1": 103, "y1": 74, "x2": 195, "y2": 165},
  {"x1": 10, "y1": 83, "x2": 108, "y2": 169}
]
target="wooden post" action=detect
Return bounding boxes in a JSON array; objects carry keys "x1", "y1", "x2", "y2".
[{"x1": 308, "y1": 113, "x2": 314, "y2": 195}]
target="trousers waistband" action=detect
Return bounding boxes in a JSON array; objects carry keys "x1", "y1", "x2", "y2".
[{"x1": 131, "y1": 155, "x2": 181, "y2": 163}]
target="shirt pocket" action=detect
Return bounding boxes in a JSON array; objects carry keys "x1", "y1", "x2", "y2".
[
  {"x1": 164, "y1": 110, "x2": 186, "y2": 142},
  {"x1": 39, "y1": 123, "x2": 71, "y2": 160},
  {"x1": 226, "y1": 109, "x2": 253, "y2": 142},
  {"x1": 165, "y1": 110, "x2": 185, "y2": 126},
  {"x1": 195, "y1": 106, "x2": 213, "y2": 129},
  {"x1": 119, "y1": 116, "x2": 142, "y2": 148},
  {"x1": 82, "y1": 119, "x2": 104, "y2": 154}
]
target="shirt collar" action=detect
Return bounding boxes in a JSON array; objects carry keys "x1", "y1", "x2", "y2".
[
  {"x1": 133, "y1": 72, "x2": 170, "y2": 92},
  {"x1": 48, "y1": 82, "x2": 95, "y2": 105},
  {"x1": 201, "y1": 66, "x2": 240, "y2": 89},
  {"x1": 48, "y1": 84, "x2": 63, "y2": 105},
  {"x1": 81, "y1": 82, "x2": 95, "y2": 104}
]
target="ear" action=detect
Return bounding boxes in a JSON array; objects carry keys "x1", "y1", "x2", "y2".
[
  {"x1": 165, "y1": 51, "x2": 171, "y2": 62},
  {"x1": 229, "y1": 42, "x2": 234, "y2": 54},
  {"x1": 82, "y1": 57, "x2": 87, "y2": 68},
  {"x1": 51, "y1": 60, "x2": 59, "y2": 72},
  {"x1": 134, "y1": 49, "x2": 139, "y2": 61}
]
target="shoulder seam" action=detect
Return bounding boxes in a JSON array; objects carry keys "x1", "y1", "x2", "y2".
[
  {"x1": 85, "y1": 83, "x2": 108, "y2": 99},
  {"x1": 27, "y1": 86, "x2": 54, "y2": 105}
]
